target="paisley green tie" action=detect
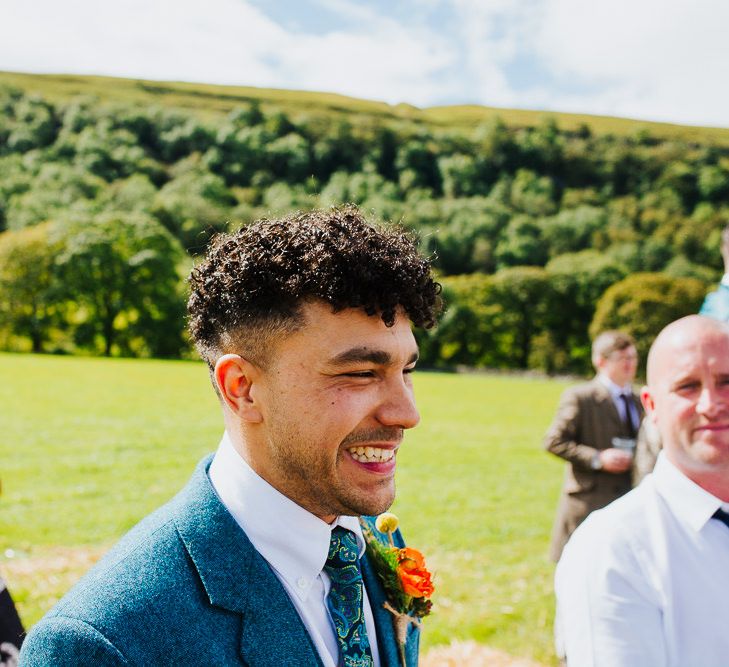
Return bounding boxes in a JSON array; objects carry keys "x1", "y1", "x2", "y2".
[{"x1": 324, "y1": 527, "x2": 374, "y2": 667}]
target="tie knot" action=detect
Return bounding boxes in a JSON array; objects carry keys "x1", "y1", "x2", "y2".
[{"x1": 326, "y1": 527, "x2": 359, "y2": 571}]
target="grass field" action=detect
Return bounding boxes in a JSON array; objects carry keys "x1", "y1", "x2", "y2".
[{"x1": 0, "y1": 352, "x2": 571, "y2": 664}]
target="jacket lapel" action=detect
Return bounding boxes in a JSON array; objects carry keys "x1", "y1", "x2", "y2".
[
  {"x1": 592, "y1": 379, "x2": 644, "y2": 432},
  {"x1": 237, "y1": 555, "x2": 325, "y2": 667},
  {"x1": 361, "y1": 553, "x2": 399, "y2": 666},
  {"x1": 174, "y1": 457, "x2": 324, "y2": 667},
  {"x1": 592, "y1": 378, "x2": 622, "y2": 428},
  {"x1": 360, "y1": 517, "x2": 420, "y2": 667}
]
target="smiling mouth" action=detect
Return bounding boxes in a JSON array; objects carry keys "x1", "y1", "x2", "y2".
[{"x1": 348, "y1": 446, "x2": 396, "y2": 464}]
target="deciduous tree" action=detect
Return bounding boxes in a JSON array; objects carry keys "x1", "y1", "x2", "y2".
[
  {"x1": 54, "y1": 213, "x2": 187, "y2": 357},
  {"x1": 0, "y1": 223, "x2": 61, "y2": 352},
  {"x1": 590, "y1": 273, "x2": 708, "y2": 365}
]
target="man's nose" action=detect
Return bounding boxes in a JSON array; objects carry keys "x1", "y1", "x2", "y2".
[
  {"x1": 696, "y1": 385, "x2": 725, "y2": 417},
  {"x1": 377, "y1": 378, "x2": 420, "y2": 429}
]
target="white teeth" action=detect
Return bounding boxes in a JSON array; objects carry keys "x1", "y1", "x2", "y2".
[{"x1": 349, "y1": 446, "x2": 395, "y2": 463}]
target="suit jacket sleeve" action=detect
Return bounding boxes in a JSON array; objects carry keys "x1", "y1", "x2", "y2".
[
  {"x1": 543, "y1": 387, "x2": 599, "y2": 470},
  {"x1": 20, "y1": 616, "x2": 129, "y2": 667},
  {"x1": 632, "y1": 420, "x2": 662, "y2": 486}
]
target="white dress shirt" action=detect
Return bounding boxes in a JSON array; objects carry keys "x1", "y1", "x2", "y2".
[
  {"x1": 597, "y1": 374, "x2": 639, "y2": 428},
  {"x1": 555, "y1": 453, "x2": 729, "y2": 667},
  {"x1": 208, "y1": 433, "x2": 381, "y2": 667}
]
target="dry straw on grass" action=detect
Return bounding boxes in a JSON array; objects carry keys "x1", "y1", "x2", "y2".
[{"x1": 422, "y1": 640, "x2": 547, "y2": 667}]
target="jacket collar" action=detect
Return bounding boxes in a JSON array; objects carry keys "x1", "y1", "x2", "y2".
[
  {"x1": 592, "y1": 376, "x2": 644, "y2": 425},
  {"x1": 173, "y1": 456, "x2": 324, "y2": 666},
  {"x1": 172, "y1": 458, "x2": 418, "y2": 666}
]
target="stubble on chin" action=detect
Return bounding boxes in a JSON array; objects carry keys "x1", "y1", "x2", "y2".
[
  {"x1": 323, "y1": 451, "x2": 395, "y2": 517},
  {"x1": 334, "y1": 489, "x2": 396, "y2": 518}
]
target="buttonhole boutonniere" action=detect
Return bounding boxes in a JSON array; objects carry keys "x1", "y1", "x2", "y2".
[{"x1": 362, "y1": 512, "x2": 434, "y2": 667}]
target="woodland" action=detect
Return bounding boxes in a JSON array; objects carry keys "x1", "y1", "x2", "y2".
[{"x1": 1, "y1": 72, "x2": 727, "y2": 373}]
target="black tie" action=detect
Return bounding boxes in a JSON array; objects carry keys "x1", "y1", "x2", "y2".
[
  {"x1": 619, "y1": 393, "x2": 637, "y2": 437},
  {"x1": 712, "y1": 508, "x2": 729, "y2": 529}
]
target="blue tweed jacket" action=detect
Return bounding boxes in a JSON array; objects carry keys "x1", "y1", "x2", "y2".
[{"x1": 20, "y1": 456, "x2": 420, "y2": 666}]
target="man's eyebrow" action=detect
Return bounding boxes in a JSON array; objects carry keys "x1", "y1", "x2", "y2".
[
  {"x1": 671, "y1": 374, "x2": 697, "y2": 386},
  {"x1": 328, "y1": 347, "x2": 419, "y2": 366}
]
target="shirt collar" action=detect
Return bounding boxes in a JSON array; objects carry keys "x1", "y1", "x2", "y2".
[
  {"x1": 597, "y1": 373, "x2": 633, "y2": 398},
  {"x1": 208, "y1": 432, "x2": 366, "y2": 601},
  {"x1": 652, "y1": 452, "x2": 726, "y2": 532}
]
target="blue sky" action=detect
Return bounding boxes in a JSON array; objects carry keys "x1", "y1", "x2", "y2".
[{"x1": 2, "y1": 0, "x2": 728, "y2": 127}]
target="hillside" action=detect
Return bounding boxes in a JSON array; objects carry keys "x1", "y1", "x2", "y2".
[
  {"x1": 0, "y1": 70, "x2": 726, "y2": 372},
  {"x1": 2, "y1": 70, "x2": 728, "y2": 144}
]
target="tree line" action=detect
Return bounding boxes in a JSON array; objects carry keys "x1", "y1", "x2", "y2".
[{"x1": 0, "y1": 84, "x2": 726, "y2": 372}]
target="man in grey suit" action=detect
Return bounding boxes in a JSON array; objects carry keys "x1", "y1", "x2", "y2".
[
  {"x1": 20, "y1": 207, "x2": 441, "y2": 666},
  {"x1": 544, "y1": 331, "x2": 643, "y2": 562}
]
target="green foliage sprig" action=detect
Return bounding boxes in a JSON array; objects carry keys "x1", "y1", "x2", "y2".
[
  {"x1": 363, "y1": 528, "x2": 432, "y2": 619},
  {"x1": 362, "y1": 513, "x2": 434, "y2": 666}
]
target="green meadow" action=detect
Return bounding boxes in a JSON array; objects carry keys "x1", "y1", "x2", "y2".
[{"x1": 0, "y1": 352, "x2": 570, "y2": 664}]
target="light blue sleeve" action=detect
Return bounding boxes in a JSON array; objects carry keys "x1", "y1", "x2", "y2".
[{"x1": 700, "y1": 284, "x2": 729, "y2": 321}]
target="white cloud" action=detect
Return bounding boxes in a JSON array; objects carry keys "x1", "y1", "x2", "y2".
[
  {"x1": 0, "y1": 0, "x2": 727, "y2": 126},
  {"x1": 0, "y1": 0, "x2": 287, "y2": 85},
  {"x1": 0, "y1": 0, "x2": 458, "y2": 106},
  {"x1": 446, "y1": 0, "x2": 533, "y2": 107},
  {"x1": 530, "y1": 0, "x2": 729, "y2": 125},
  {"x1": 441, "y1": 0, "x2": 729, "y2": 126},
  {"x1": 276, "y1": 16, "x2": 457, "y2": 105}
]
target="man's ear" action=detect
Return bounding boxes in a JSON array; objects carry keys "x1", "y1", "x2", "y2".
[
  {"x1": 641, "y1": 386, "x2": 656, "y2": 422},
  {"x1": 593, "y1": 354, "x2": 605, "y2": 373},
  {"x1": 214, "y1": 354, "x2": 263, "y2": 423}
]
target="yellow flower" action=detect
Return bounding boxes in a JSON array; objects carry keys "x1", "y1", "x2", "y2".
[{"x1": 375, "y1": 512, "x2": 399, "y2": 534}]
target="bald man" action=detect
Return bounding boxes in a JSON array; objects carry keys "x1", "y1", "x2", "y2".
[{"x1": 555, "y1": 315, "x2": 729, "y2": 667}]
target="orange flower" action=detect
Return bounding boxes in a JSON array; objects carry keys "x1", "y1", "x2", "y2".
[{"x1": 396, "y1": 547, "x2": 434, "y2": 598}]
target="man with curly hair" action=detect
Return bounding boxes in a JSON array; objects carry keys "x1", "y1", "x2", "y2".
[{"x1": 21, "y1": 207, "x2": 441, "y2": 667}]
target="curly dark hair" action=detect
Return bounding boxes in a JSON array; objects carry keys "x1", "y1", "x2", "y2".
[{"x1": 187, "y1": 206, "x2": 441, "y2": 367}]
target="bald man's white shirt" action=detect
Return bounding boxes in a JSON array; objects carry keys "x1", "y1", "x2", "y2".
[{"x1": 555, "y1": 453, "x2": 729, "y2": 667}]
